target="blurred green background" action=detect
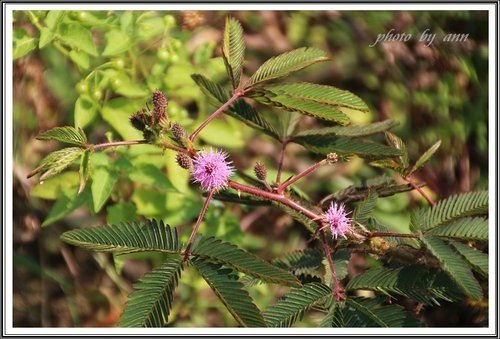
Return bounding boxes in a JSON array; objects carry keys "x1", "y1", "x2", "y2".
[{"x1": 12, "y1": 10, "x2": 488, "y2": 327}]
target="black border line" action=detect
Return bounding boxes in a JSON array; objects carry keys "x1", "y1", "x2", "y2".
[{"x1": 1, "y1": 1, "x2": 499, "y2": 337}]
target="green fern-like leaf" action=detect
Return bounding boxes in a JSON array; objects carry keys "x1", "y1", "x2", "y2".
[
  {"x1": 246, "y1": 47, "x2": 328, "y2": 88},
  {"x1": 60, "y1": 219, "x2": 182, "y2": 254},
  {"x1": 293, "y1": 133, "x2": 402, "y2": 159},
  {"x1": 254, "y1": 94, "x2": 350, "y2": 125},
  {"x1": 420, "y1": 235, "x2": 483, "y2": 300},
  {"x1": 28, "y1": 147, "x2": 84, "y2": 181},
  {"x1": 426, "y1": 217, "x2": 488, "y2": 240},
  {"x1": 222, "y1": 17, "x2": 245, "y2": 89},
  {"x1": 409, "y1": 140, "x2": 441, "y2": 175},
  {"x1": 353, "y1": 191, "x2": 377, "y2": 224},
  {"x1": 191, "y1": 236, "x2": 300, "y2": 287},
  {"x1": 423, "y1": 191, "x2": 488, "y2": 229},
  {"x1": 192, "y1": 258, "x2": 266, "y2": 327},
  {"x1": 329, "y1": 176, "x2": 422, "y2": 203},
  {"x1": 119, "y1": 257, "x2": 182, "y2": 327},
  {"x1": 263, "y1": 282, "x2": 331, "y2": 327},
  {"x1": 346, "y1": 265, "x2": 462, "y2": 305},
  {"x1": 293, "y1": 119, "x2": 398, "y2": 139},
  {"x1": 191, "y1": 74, "x2": 280, "y2": 139},
  {"x1": 273, "y1": 248, "x2": 324, "y2": 275},
  {"x1": 384, "y1": 131, "x2": 409, "y2": 169},
  {"x1": 348, "y1": 297, "x2": 420, "y2": 327},
  {"x1": 448, "y1": 240, "x2": 488, "y2": 277},
  {"x1": 78, "y1": 148, "x2": 92, "y2": 194},
  {"x1": 322, "y1": 297, "x2": 420, "y2": 327},
  {"x1": 261, "y1": 82, "x2": 369, "y2": 113},
  {"x1": 37, "y1": 126, "x2": 88, "y2": 147}
]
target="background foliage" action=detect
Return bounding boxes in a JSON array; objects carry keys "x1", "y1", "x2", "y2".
[{"x1": 13, "y1": 10, "x2": 488, "y2": 327}]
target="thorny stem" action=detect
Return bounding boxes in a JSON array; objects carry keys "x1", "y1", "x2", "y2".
[
  {"x1": 320, "y1": 229, "x2": 345, "y2": 301},
  {"x1": 189, "y1": 90, "x2": 244, "y2": 142},
  {"x1": 275, "y1": 140, "x2": 289, "y2": 185},
  {"x1": 277, "y1": 159, "x2": 326, "y2": 194},
  {"x1": 183, "y1": 189, "x2": 216, "y2": 261},
  {"x1": 228, "y1": 180, "x2": 322, "y2": 221},
  {"x1": 404, "y1": 175, "x2": 435, "y2": 206}
]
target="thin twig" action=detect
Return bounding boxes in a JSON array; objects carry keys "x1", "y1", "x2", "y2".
[
  {"x1": 277, "y1": 159, "x2": 326, "y2": 194},
  {"x1": 189, "y1": 90, "x2": 244, "y2": 142},
  {"x1": 183, "y1": 189, "x2": 216, "y2": 261},
  {"x1": 92, "y1": 140, "x2": 147, "y2": 150},
  {"x1": 275, "y1": 140, "x2": 289, "y2": 185},
  {"x1": 367, "y1": 231, "x2": 420, "y2": 239},
  {"x1": 320, "y1": 229, "x2": 345, "y2": 301},
  {"x1": 228, "y1": 180, "x2": 321, "y2": 221},
  {"x1": 404, "y1": 175, "x2": 435, "y2": 206}
]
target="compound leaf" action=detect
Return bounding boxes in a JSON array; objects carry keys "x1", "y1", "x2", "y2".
[
  {"x1": 247, "y1": 47, "x2": 328, "y2": 88},
  {"x1": 192, "y1": 258, "x2": 266, "y2": 327},
  {"x1": 222, "y1": 17, "x2": 245, "y2": 89},
  {"x1": 191, "y1": 236, "x2": 300, "y2": 287},
  {"x1": 263, "y1": 282, "x2": 331, "y2": 327},
  {"x1": 61, "y1": 219, "x2": 182, "y2": 254},
  {"x1": 420, "y1": 235, "x2": 483, "y2": 300},
  {"x1": 423, "y1": 191, "x2": 488, "y2": 229},
  {"x1": 37, "y1": 126, "x2": 88, "y2": 147},
  {"x1": 119, "y1": 257, "x2": 182, "y2": 327}
]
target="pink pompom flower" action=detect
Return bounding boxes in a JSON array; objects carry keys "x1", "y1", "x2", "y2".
[
  {"x1": 192, "y1": 149, "x2": 234, "y2": 192},
  {"x1": 322, "y1": 202, "x2": 352, "y2": 239}
]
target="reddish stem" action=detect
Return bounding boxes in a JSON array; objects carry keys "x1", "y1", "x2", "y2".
[
  {"x1": 228, "y1": 180, "x2": 321, "y2": 221},
  {"x1": 404, "y1": 175, "x2": 435, "y2": 206},
  {"x1": 320, "y1": 229, "x2": 345, "y2": 301},
  {"x1": 275, "y1": 140, "x2": 289, "y2": 185},
  {"x1": 183, "y1": 189, "x2": 215, "y2": 261},
  {"x1": 189, "y1": 90, "x2": 244, "y2": 142},
  {"x1": 277, "y1": 159, "x2": 326, "y2": 194}
]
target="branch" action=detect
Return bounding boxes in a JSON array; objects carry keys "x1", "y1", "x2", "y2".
[
  {"x1": 275, "y1": 140, "x2": 289, "y2": 185},
  {"x1": 183, "y1": 189, "x2": 216, "y2": 261},
  {"x1": 277, "y1": 159, "x2": 326, "y2": 194},
  {"x1": 367, "y1": 231, "x2": 420, "y2": 239},
  {"x1": 228, "y1": 180, "x2": 321, "y2": 222},
  {"x1": 92, "y1": 140, "x2": 147, "y2": 150},
  {"x1": 189, "y1": 89, "x2": 244, "y2": 142},
  {"x1": 404, "y1": 175, "x2": 435, "y2": 206},
  {"x1": 320, "y1": 229, "x2": 345, "y2": 301}
]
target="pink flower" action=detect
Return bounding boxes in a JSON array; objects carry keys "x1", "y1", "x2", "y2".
[
  {"x1": 323, "y1": 202, "x2": 351, "y2": 239},
  {"x1": 192, "y1": 149, "x2": 234, "y2": 191}
]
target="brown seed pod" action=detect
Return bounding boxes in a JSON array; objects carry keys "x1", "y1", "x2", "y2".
[
  {"x1": 254, "y1": 162, "x2": 267, "y2": 180},
  {"x1": 176, "y1": 152, "x2": 193, "y2": 170}
]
